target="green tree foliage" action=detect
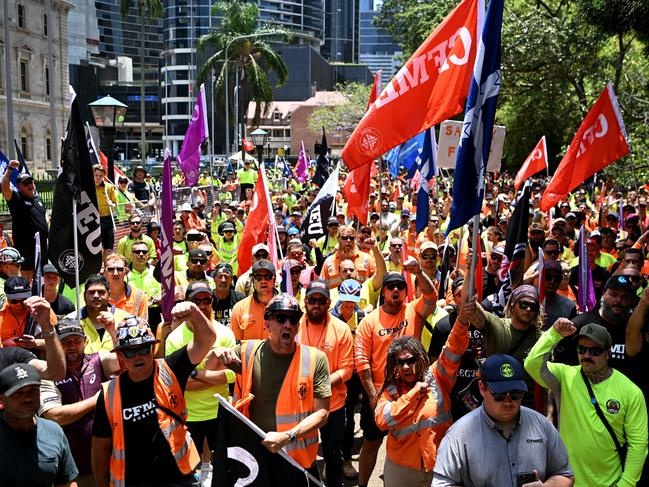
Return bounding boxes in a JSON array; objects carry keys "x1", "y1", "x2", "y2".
[
  {"x1": 197, "y1": 0, "x2": 290, "y2": 127},
  {"x1": 375, "y1": 0, "x2": 649, "y2": 181},
  {"x1": 308, "y1": 83, "x2": 372, "y2": 139}
]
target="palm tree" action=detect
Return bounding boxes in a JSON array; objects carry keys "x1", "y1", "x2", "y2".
[
  {"x1": 119, "y1": 0, "x2": 164, "y2": 160},
  {"x1": 197, "y1": 0, "x2": 290, "y2": 142}
]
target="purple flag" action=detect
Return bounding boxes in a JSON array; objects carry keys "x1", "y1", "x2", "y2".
[
  {"x1": 296, "y1": 141, "x2": 308, "y2": 183},
  {"x1": 177, "y1": 83, "x2": 208, "y2": 186},
  {"x1": 578, "y1": 224, "x2": 596, "y2": 312},
  {"x1": 160, "y1": 149, "x2": 175, "y2": 322}
]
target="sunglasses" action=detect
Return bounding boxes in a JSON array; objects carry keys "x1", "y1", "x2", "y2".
[
  {"x1": 8, "y1": 299, "x2": 25, "y2": 304},
  {"x1": 191, "y1": 297, "x2": 213, "y2": 305},
  {"x1": 254, "y1": 273, "x2": 274, "y2": 281},
  {"x1": 420, "y1": 253, "x2": 438, "y2": 260},
  {"x1": 190, "y1": 259, "x2": 207, "y2": 265},
  {"x1": 490, "y1": 254, "x2": 503, "y2": 261},
  {"x1": 132, "y1": 249, "x2": 148, "y2": 255},
  {"x1": 385, "y1": 282, "x2": 407, "y2": 291},
  {"x1": 488, "y1": 388, "x2": 525, "y2": 402},
  {"x1": 130, "y1": 221, "x2": 142, "y2": 226},
  {"x1": 106, "y1": 266, "x2": 126, "y2": 273},
  {"x1": 271, "y1": 313, "x2": 301, "y2": 325},
  {"x1": 255, "y1": 252, "x2": 270, "y2": 259},
  {"x1": 390, "y1": 244, "x2": 403, "y2": 249},
  {"x1": 307, "y1": 297, "x2": 328, "y2": 305},
  {"x1": 625, "y1": 275, "x2": 642, "y2": 283},
  {"x1": 340, "y1": 236, "x2": 355, "y2": 241},
  {"x1": 122, "y1": 344, "x2": 152, "y2": 358},
  {"x1": 517, "y1": 301, "x2": 539, "y2": 312},
  {"x1": 576, "y1": 344, "x2": 605, "y2": 356},
  {"x1": 396, "y1": 356, "x2": 417, "y2": 367},
  {"x1": 545, "y1": 273, "x2": 562, "y2": 282}
]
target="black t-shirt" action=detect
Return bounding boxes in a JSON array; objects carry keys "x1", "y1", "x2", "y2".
[
  {"x1": 0, "y1": 347, "x2": 37, "y2": 369},
  {"x1": 212, "y1": 289, "x2": 244, "y2": 328},
  {"x1": 49, "y1": 294, "x2": 76, "y2": 316},
  {"x1": 7, "y1": 190, "x2": 48, "y2": 260},
  {"x1": 128, "y1": 181, "x2": 151, "y2": 202},
  {"x1": 482, "y1": 269, "x2": 499, "y2": 298},
  {"x1": 92, "y1": 346, "x2": 196, "y2": 484}
]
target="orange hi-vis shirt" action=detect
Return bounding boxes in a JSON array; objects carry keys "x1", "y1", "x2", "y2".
[
  {"x1": 109, "y1": 284, "x2": 148, "y2": 319},
  {"x1": 375, "y1": 320, "x2": 469, "y2": 471},
  {"x1": 355, "y1": 292, "x2": 436, "y2": 391},
  {"x1": 230, "y1": 294, "x2": 270, "y2": 341},
  {"x1": 297, "y1": 314, "x2": 354, "y2": 412},
  {"x1": 321, "y1": 251, "x2": 376, "y2": 289}
]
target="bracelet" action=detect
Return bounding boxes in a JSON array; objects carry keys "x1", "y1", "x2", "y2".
[{"x1": 42, "y1": 329, "x2": 57, "y2": 338}]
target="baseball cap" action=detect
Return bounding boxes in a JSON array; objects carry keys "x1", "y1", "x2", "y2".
[
  {"x1": 382, "y1": 272, "x2": 407, "y2": 288},
  {"x1": 327, "y1": 217, "x2": 339, "y2": 226},
  {"x1": 214, "y1": 263, "x2": 233, "y2": 275},
  {"x1": 4, "y1": 276, "x2": 31, "y2": 300},
  {"x1": 285, "y1": 259, "x2": 304, "y2": 270},
  {"x1": 113, "y1": 317, "x2": 159, "y2": 350},
  {"x1": 543, "y1": 260, "x2": 563, "y2": 273},
  {"x1": 0, "y1": 247, "x2": 24, "y2": 264},
  {"x1": 17, "y1": 173, "x2": 34, "y2": 184},
  {"x1": 305, "y1": 279, "x2": 330, "y2": 299},
  {"x1": 565, "y1": 212, "x2": 577, "y2": 219},
  {"x1": 479, "y1": 354, "x2": 528, "y2": 393},
  {"x1": 186, "y1": 280, "x2": 213, "y2": 299},
  {"x1": 188, "y1": 249, "x2": 208, "y2": 260},
  {"x1": 133, "y1": 165, "x2": 147, "y2": 175},
  {"x1": 180, "y1": 203, "x2": 192, "y2": 212},
  {"x1": 577, "y1": 323, "x2": 612, "y2": 349},
  {"x1": 0, "y1": 363, "x2": 41, "y2": 396},
  {"x1": 291, "y1": 210, "x2": 303, "y2": 218},
  {"x1": 252, "y1": 243, "x2": 270, "y2": 256},
  {"x1": 220, "y1": 222, "x2": 236, "y2": 233},
  {"x1": 604, "y1": 275, "x2": 635, "y2": 294},
  {"x1": 56, "y1": 318, "x2": 85, "y2": 340},
  {"x1": 251, "y1": 259, "x2": 275, "y2": 275},
  {"x1": 420, "y1": 241, "x2": 438, "y2": 253},
  {"x1": 288, "y1": 227, "x2": 300, "y2": 236},
  {"x1": 43, "y1": 263, "x2": 59, "y2": 275},
  {"x1": 401, "y1": 208, "x2": 411, "y2": 217},
  {"x1": 338, "y1": 279, "x2": 361, "y2": 303}
]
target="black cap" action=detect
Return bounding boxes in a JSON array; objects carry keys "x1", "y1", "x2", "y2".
[
  {"x1": 133, "y1": 165, "x2": 147, "y2": 175},
  {"x1": 220, "y1": 222, "x2": 236, "y2": 233},
  {"x1": 382, "y1": 272, "x2": 407, "y2": 288},
  {"x1": 0, "y1": 363, "x2": 41, "y2": 396},
  {"x1": 185, "y1": 281, "x2": 213, "y2": 299},
  {"x1": 4, "y1": 276, "x2": 31, "y2": 300},
  {"x1": 56, "y1": 318, "x2": 85, "y2": 340},
  {"x1": 252, "y1": 259, "x2": 275, "y2": 275},
  {"x1": 604, "y1": 275, "x2": 635, "y2": 295},
  {"x1": 479, "y1": 354, "x2": 528, "y2": 393},
  {"x1": 43, "y1": 263, "x2": 59, "y2": 275},
  {"x1": 17, "y1": 173, "x2": 34, "y2": 184},
  {"x1": 327, "y1": 217, "x2": 339, "y2": 226},
  {"x1": 214, "y1": 263, "x2": 233, "y2": 275},
  {"x1": 188, "y1": 249, "x2": 208, "y2": 260},
  {"x1": 305, "y1": 279, "x2": 330, "y2": 298},
  {"x1": 577, "y1": 323, "x2": 612, "y2": 349},
  {"x1": 113, "y1": 317, "x2": 159, "y2": 350}
]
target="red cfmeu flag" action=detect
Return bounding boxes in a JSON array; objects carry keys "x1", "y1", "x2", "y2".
[
  {"x1": 344, "y1": 163, "x2": 371, "y2": 225},
  {"x1": 342, "y1": 0, "x2": 483, "y2": 170},
  {"x1": 237, "y1": 169, "x2": 270, "y2": 276},
  {"x1": 514, "y1": 136, "x2": 548, "y2": 190},
  {"x1": 540, "y1": 83, "x2": 629, "y2": 212}
]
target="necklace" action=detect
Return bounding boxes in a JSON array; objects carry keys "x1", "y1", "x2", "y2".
[{"x1": 306, "y1": 319, "x2": 326, "y2": 349}]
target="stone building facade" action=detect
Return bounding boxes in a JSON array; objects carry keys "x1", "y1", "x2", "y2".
[{"x1": 0, "y1": 0, "x2": 72, "y2": 169}]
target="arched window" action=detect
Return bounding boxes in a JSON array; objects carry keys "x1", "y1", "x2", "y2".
[
  {"x1": 45, "y1": 130, "x2": 51, "y2": 162},
  {"x1": 19, "y1": 125, "x2": 31, "y2": 160}
]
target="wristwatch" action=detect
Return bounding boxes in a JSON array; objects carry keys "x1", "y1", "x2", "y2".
[
  {"x1": 287, "y1": 429, "x2": 297, "y2": 443},
  {"x1": 42, "y1": 329, "x2": 57, "y2": 339},
  {"x1": 190, "y1": 369, "x2": 198, "y2": 379}
]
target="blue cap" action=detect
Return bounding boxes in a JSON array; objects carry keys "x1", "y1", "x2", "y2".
[
  {"x1": 288, "y1": 227, "x2": 300, "y2": 236},
  {"x1": 479, "y1": 354, "x2": 528, "y2": 393},
  {"x1": 338, "y1": 279, "x2": 361, "y2": 303}
]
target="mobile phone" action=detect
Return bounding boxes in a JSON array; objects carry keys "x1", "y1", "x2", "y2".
[
  {"x1": 516, "y1": 472, "x2": 537, "y2": 486},
  {"x1": 18, "y1": 335, "x2": 34, "y2": 341}
]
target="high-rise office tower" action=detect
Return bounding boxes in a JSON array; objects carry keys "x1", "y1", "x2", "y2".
[
  {"x1": 322, "y1": 0, "x2": 359, "y2": 63},
  {"x1": 359, "y1": 0, "x2": 402, "y2": 85}
]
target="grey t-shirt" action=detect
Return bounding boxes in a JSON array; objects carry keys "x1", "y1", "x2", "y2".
[{"x1": 433, "y1": 406, "x2": 572, "y2": 487}]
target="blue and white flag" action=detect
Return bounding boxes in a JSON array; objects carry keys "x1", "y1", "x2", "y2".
[
  {"x1": 415, "y1": 127, "x2": 438, "y2": 233},
  {"x1": 386, "y1": 131, "x2": 426, "y2": 178},
  {"x1": 447, "y1": 0, "x2": 503, "y2": 234},
  {"x1": 0, "y1": 143, "x2": 33, "y2": 192}
]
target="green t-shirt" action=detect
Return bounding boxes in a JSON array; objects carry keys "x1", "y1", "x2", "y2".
[
  {"x1": 231, "y1": 340, "x2": 330, "y2": 433},
  {"x1": 165, "y1": 321, "x2": 236, "y2": 422},
  {"x1": 237, "y1": 168, "x2": 257, "y2": 185},
  {"x1": 525, "y1": 327, "x2": 648, "y2": 487}
]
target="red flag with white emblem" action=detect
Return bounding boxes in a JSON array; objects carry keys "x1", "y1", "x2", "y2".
[
  {"x1": 237, "y1": 169, "x2": 271, "y2": 276},
  {"x1": 514, "y1": 136, "x2": 548, "y2": 190},
  {"x1": 540, "y1": 83, "x2": 629, "y2": 212},
  {"x1": 342, "y1": 0, "x2": 484, "y2": 170},
  {"x1": 344, "y1": 163, "x2": 371, "y2": 225}
]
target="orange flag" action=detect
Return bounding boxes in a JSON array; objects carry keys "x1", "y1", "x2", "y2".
[
  {"x1": 344, "y1": 163, "x2": 371, "y2": 225},
  {"x1": 342, "y1": 0, "x2": 483, "y2": 170},
  {"x1": 514, "y1": 136, "x2": 548, "y2": 190},
  {"x1": 237, "y1": 169, "x2": 270, "y2": 276},
  {"x1": 540, "y1": 83, "x2": 629, "y2": 212}
]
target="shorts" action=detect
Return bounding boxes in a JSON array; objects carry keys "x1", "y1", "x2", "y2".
[
  {"x1": 186, "y1": 417, "x2": 220, "y2": 455},
  {"x1": 360, "y1": 393, "x2": 388, "y2": 441}
]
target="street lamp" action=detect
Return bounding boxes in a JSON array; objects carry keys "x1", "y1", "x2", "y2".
[
  {"x1": 250, "y1": 128, "x2": 268, "y2": 167},
  {"x1": 89, "y1": 95, "x2": 128, "y2": 183}
]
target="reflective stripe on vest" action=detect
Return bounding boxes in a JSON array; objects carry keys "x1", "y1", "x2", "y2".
[{"x1": 102, "y1": 360, "x2": 199, "y2": 486}]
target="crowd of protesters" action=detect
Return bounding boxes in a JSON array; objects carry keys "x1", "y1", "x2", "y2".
[{"x1": 1, "y1": 154, "x2": 648, "y2": 487}]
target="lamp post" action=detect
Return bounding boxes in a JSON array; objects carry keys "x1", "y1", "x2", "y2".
[
  {"x1": 89, "y1": 96, "x2": 128, "y2": 183},
  {"x1": 250, "y1": 128, "x2": 268, "y2": 168}
]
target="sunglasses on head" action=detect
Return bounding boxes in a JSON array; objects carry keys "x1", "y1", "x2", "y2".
[
  {"x1": 576, "y1": 344, "x2": 605, "y2": 356},
  {"x1": 254, "y1": 273, "x2": 274, "y2": 281},
  {"x1": 488, "y1": 388, "x2": 525, "y2": 402},
  {"x1": 191, "y1": 297, "x2": 213, "y2": 305},
  {"x1": 385, "y1": 282, "x2": 407, "y2": 291},
  {"x1": 190, "y1": 259, "x2": 207, "y2": 265},
  {"x1": 340, "y1": 235, "x2": 355, "y2": 241},
  {"x1": 132, "y1": 249, "x2": 148, "y2": 255},
  {"x1": 307, "y1": 297, "x2": 328, "y2": 305},
  {"x1": 107, "y1": 266, "x2": 126, "y2": 273},
  {"x1": 271, "y1": 313, "x2": 301, "y2": 325},
  {"x1": 122, "y1": 344, "x2": 152, "y2": 358},
  {"x1": 517, "y1": 301, "x2": 539, "y2": 312},
  {"x1": 396, "y1": 356, "x2": 417, "y2": 367}
]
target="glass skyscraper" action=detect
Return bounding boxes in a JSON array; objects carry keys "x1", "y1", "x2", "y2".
[{"x1": 359, "y1": 0, "x2": 402, "y2": 84}]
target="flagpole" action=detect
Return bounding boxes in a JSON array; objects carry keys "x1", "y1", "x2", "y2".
[
  {"x1": 467, "y1": 214, "x2": 480, "y2": 301},
  {"x1": 72, "y1": 198, "x2": 81, "y2": 320}
]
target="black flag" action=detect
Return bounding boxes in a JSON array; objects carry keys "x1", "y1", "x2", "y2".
[
  {"x1": 212, "y1": 395, "x2": 322, "y2": 487},
  {"x1": 301, "y1": 165, "x2": 339, "y2": 244},
  {"x1": 48, "y1": 97, "x2": 103, "y2": 287},
  {"x1": 313, "y1": 128, "x2": 330, "y2": 188}
]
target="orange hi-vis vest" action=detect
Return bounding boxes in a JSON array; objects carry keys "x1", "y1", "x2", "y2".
[
  {"x1": 102, "y1": 360, "x2": 200, "y2": 487},
  {"x1": 234, "y1": 339, "x2": 320, "y2": 468}
]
